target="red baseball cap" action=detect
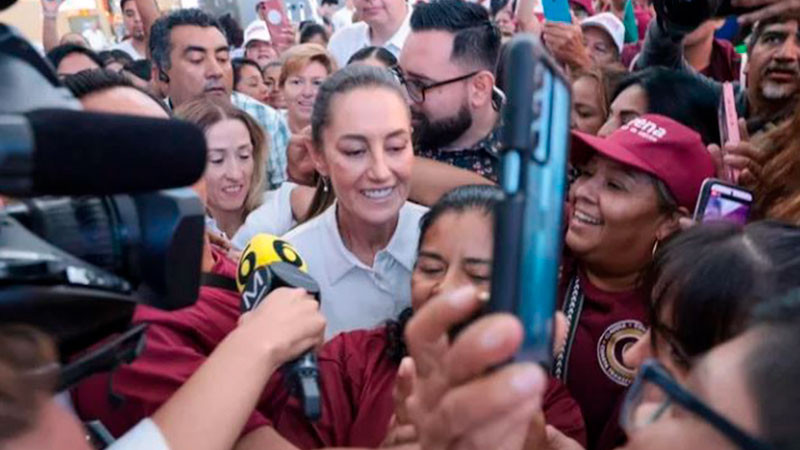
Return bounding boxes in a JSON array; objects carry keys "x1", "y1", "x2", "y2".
[{"x1": 570, "y1": 114, "x2": 715, "y2": 210}]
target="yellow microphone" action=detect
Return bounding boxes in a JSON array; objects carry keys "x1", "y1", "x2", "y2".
[
  {"x1": 235, "y1": 234, "x2": 321, "y2": 421},
  {"x1": 236, "y1": 234, "x2": 308, "y2": 293}
]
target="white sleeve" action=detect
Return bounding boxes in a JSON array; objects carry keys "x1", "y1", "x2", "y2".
[
  {"x1": 326, "y1": 27, "x2": 352, "y2": 68},
  {"x1": 232, "y1": 182, "x2": 298, "y2": 249},
  {"x1": 107, "y1": 418, "x2": 171, "y2": 450}
]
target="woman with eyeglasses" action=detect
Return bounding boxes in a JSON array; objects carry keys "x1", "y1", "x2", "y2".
[
  {"x1": 402, "y1": 269, "x2": 800, "y2": 450},
  {"x1": 618, "y1": 292, "x2": 800, "y2": 450},
  {"x1": 571, "y1": 221, "x2": 800, "y2": 449},
  {"x1": 415, "y1": 219, "x2": 800, "y2": 450}
]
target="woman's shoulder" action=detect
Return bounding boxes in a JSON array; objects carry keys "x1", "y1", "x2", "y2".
[
  {"x1": 402, "y1": 201, "x2": 429, "y2": 217},
  {"x1": 282, "y1": 206, "x2": 329, "y2": 242},
  {"x1": 232, "y1": 184, "x2": 298, "y2": 248},
  {"x1": 397, "y1": 201, "x2": 429, "y2": 232}
]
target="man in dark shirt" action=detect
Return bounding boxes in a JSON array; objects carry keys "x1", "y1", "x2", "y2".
[
  {"x1": 396, "y1": 0, "x2": 503, "y2": 181},
  {"x1": 622, "y1": 19, "x2": 742, "y2": 82},
  {"x1": 634, "y1": 13, "x2": 800, "y2": 135}
]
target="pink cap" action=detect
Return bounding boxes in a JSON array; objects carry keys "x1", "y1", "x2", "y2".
[{"x1": 571, "y1": 114, "x2": 715, "y2": 210}]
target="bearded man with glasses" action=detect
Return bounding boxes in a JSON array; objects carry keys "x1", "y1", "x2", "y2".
[{"x1": 396, "y1": 0, "x2": 503, "y2": 181}]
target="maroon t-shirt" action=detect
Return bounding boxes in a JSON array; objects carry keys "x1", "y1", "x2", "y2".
[
  {"x1": 557, "y1": 266, "x2": 649, "y2": 449},
  {"x1": 621, "y1": 38, "x2": 741, "y2": 83},
  {"x1": 700, "y1": 38, "x2": 741, "y2": 83},
  {"x1": 274, "y1": 329, "x2": 588, "y2": 448},
  {"x1": 73, "y1": 247, "x2": 588, "y2": 447}
]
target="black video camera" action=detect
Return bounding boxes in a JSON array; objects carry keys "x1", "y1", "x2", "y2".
[{"x1": 0, "y1": 22, "x2": 207, "y2": 386}]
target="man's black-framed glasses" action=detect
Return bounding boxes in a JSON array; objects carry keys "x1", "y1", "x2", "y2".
[
  {"x1": 621, "y1": 360, "x2": 772, "y2": 450},
  {"x1": 391, "y1": 65, "x2": 478, "y2": 103}
]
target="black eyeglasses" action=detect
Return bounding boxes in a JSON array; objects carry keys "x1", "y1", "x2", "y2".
[
  {"x1": 391, "y1": 66, "x2": 479, "y2": 103},
  {"x1": 621, "y1": 360, "x2": 772, "y2": 450}
]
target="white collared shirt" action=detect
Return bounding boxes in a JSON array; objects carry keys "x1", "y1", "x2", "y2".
[
  {"x1": 331, "y1": 6, "x2": 354, "y2": 31},
  {"x1": 111, "y1": 39, "x2": 144, "y2": 60},
  {"x1": 326, "y1": 8, "x2": 412, "y2": 67},
  {"x1": 283, "y1": 201, "x2": 427, "y2": 339}
]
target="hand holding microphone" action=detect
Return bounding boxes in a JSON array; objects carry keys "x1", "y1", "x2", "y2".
[
  {"x1": 237, "y1": 287, "x2": 325, "y2": 374},
  {"x1": 236, "y1": 234, "x2": 324, "y2": 420}
]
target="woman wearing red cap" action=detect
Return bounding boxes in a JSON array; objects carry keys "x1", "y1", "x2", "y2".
[{"x1": 555, "y1": 113, "x2": 715, "y2": 448}]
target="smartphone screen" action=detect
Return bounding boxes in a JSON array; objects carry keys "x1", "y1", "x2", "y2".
[
  {"x1": 542, "y1": 0, "x2": 572, "y2": 23},
  {"x1": 696, "y1": 181, "x2": 752, "y2": 225}
]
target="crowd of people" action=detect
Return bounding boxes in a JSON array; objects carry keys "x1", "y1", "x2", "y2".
[{"x1": 3, "y1": 0, "x2": 800, "y2": 448}]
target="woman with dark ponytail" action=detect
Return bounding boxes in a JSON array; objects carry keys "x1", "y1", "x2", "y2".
[{"x1": 268, "y1": 184, "x2": 588, "y2": 448}]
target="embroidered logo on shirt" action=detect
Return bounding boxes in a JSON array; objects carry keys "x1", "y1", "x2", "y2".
[{"x1": 597, "y1": 319, "x2": 646, "y2": 386}]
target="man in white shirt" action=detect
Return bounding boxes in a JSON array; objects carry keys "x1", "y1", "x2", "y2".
[
  {"x1": 331, "y1": 0, "x2": 355, "y2": 31},
  {"x1": 112, "y1": 0, "x2": 146, "y2": 59},
  {"x1": 326, "y1": 0, "x2": 410, "y2": 67}
]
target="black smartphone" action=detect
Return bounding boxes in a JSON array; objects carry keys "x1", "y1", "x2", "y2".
[{"x1": 489, "y1": 35, "x2": 572, "y2": 369}]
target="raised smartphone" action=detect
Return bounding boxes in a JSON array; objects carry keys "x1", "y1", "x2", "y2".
[
  {"x1": 490, "y1": 35, "x2": 571, "y2": 369},
  {"x1": 718, "y1": 82, "x2": 740, "y2": 182},
  {"x1": 542, "y1": 0, "x2": 572, "y2": 23},
  {"x1": 693, "y1": 178, "x2": 753, "y2": 225}
]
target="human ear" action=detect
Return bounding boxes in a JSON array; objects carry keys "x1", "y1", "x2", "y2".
[{"x1": 469, "y1": 71, "x2": 495, "y2": 109}]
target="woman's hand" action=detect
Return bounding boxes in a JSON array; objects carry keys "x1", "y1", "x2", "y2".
[
  {"x1": 542, "y1": 22, "x2": 592, "y2": 71},
  {"x1": 706, "y1": 120, "x2": 762, "y2": 186},
  {"x1": 403, "y1": 286, "x2": 548, "y2": 450},
  {"x1": 237, "y1": 287, "x2": 326, "y2": 365},
  {"x1": 206, "y1": 231, "x2": 242, "y2": 262},
  {"x1": 287, "y1": 126, "x2": 317, "y2": 186},
  {"x1": 525, "y1": 424, "x2": 586, "y2": 450},
  {"x1": 382, "y1": 357, "x2": 419, "y2": 447}
]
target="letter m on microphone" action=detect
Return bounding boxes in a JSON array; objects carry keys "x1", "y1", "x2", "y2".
[{"x1": 241, "y1": 267, "x2": 273, "y2": 312}]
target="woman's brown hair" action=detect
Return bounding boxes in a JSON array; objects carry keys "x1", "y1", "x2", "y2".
[
  {"x1": 571, "y1": 65, "x2": 628, "y2": 122},
  {"x1": 751, "y1": 103, "x2": 800, "y2": 223},
  {"x1": 175, "y1": 97, "x2": 268, "y2": 220}
]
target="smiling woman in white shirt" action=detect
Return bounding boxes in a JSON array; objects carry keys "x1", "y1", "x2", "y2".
[
  {"x1": 175, "y1": 97, "x2": 268, "y2": 240},
  {"x1": 284, "y1": 64, "x2": 427, "y2": 338}
]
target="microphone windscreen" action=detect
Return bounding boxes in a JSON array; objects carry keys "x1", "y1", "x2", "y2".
[
  {"x1": 236, "y1": 234, "x2": 308, "y2": 293},
  {"x1": 25, "y1": 109, "x2": 207, "y2": 196}
]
